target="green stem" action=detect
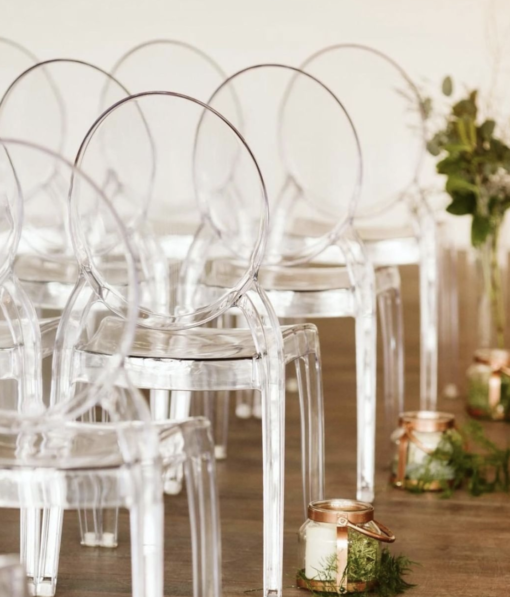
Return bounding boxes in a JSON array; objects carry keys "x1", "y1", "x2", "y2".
[{"x1": 489, "y1": 224, "x2": 506, "y2": 348}]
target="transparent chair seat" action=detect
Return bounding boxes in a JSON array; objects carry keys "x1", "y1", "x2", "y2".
[
  {"x1": 78, "y1": 315, "x2": 319, "y2": 364},
  {"x1": 0, "y1": 317, "x2": 55, "y2": 352},
  {"x1": 289, "y1": 219, "x2": 419, "y2": 266},
  {"x1": 0, "y1": 421, "x2": 144, "y2": 471},
  {"x1": 14, "y1": 256, "x2": 78, "y2": 310},
  {"x1": 0, "y1": 418, "x2": 197, "y2": 474}
]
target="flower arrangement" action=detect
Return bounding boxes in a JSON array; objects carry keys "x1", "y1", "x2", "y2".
[{"x1": 426, "y1": 77, "x2": 510, "y2": 348}]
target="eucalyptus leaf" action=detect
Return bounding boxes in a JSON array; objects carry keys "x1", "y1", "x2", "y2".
[
  {"x1": 480, "y1": 119, "x2": 496, "y2": 141},
  {"x1": 426, "y1": 139, "x2": 440, "y2": 156},
  {"x1": 445, "y1": 176, "x2": 479, "y2": 195},
  {"x1": 442, "y1": 76, "x2": 453, "y2": 96}
]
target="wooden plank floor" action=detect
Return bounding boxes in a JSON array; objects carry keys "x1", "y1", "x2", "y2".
[{"x1": 1, "y1": 262, "x2": 509, "y2": 596}]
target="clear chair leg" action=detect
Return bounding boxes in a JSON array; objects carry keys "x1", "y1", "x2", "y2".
[
  {"x1": 165, "y1": 390, "x2": 191, "y2": 494},
  {"x1": 295, "y1": 350, "x2": 325, "y2": 518},
  {"x1": 235, "y1": 389, "x2": 254, "y2": 418},
  {"x1": 129, "y1": 463, "x2": 164, "y2": 597},
  {"x1": 21, "y1": 507, "x2": 63, "y2": 597},
  {"x1": 150, "y1": 390, "x2": 171, "y2": 420},
  {"x1": 78, "y1": 506, "x2": 119, "y2": 548},
  {"x1": 183, "y1": 422, "x2": 222, "y2": 597},
  {"x1": 418, "y1": 218, "x2": 439, "y2": 410},
  {"x1": 377, "y1": 285, "x2": 404, "y2": 439},
  {"x1": 354, "y1": 309, "x2": 377, "y2": 503},
  {"x1": 204, "y1": 389, "x2": 230, "y2": 460},
  {"x1": 438, "y1": 239, "x2": 460, "y2": 399},
  {"x1": 233, "y1": 312, "x2": 256, "y2": 419},
  {"x1": 78, "y1": 408, "x2": 119, "y2": 548}
]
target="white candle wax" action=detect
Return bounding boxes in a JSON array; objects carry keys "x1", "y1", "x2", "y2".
[
  {"x1": 408, "y1": 431, "x2": 443, "y2": 465},
  {"x1": 305, "y1": 522, "x2": 342, "y2": 580}
]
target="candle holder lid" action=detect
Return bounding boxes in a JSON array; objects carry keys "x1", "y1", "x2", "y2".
[
  {"x1": 474, "y1": 348, "x2": 510, "y2": 372},
  {"x1": 308, "y1": 499, "x2": 373, "y2": 524},
  {"x1": 307, "y1": 499, "x2": 395, "y2": 543},
  {"x1": 398, "y1": 410, "x2": 455, "y2": 433}
]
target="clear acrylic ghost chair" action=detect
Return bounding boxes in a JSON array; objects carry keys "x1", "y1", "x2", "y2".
[
  {"x1": 1, "y1": 139, "x2": 221, "y2": 597},
  {"x1": 70, "y1": 90, "x2": 326, "y2": 597},
  {"x1": 204, "y1": 64, "x2": 404, "y2": 500},
  {"x1": 103, "y1": 40, "x2": 235, "y2": 428},
  {"x1": 0, "y1": 556, "x2": 29, "y2": 597},
  {"x1": 299, "y1": 45, "x2": 440, "y2": 410},
  {"x1": 0, "y1": 138, "x2": 162, "y2": 596}
]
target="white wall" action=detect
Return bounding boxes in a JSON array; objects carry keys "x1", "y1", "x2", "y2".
[{"x1": 3, "y1": 0, "x2": 510, "y2": 245}]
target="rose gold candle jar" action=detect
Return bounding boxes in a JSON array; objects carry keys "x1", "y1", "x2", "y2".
[
  {"x1": 297, "y1": 499, "x2": 395, "y2": 594},
  {"x1": 467, "y1": 348, "x2": 510, "y2": 421},
  {"x1": 391, "y1": 411, "x2": 456, "y2": 490}
]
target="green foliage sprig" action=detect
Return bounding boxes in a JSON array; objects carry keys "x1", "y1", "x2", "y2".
[
  {"x1": 298, "y1": 533, "x2": 416, "y2": 597},
  {"x1": 426, "y1": 77, "x2": 510, "y2": 346},
  {"x1": 406, "y1": 421, "x2": 510, "y2": 497}
]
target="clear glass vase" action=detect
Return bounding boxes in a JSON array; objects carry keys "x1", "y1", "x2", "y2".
[
  {"x1": 474, "y1": 233, "x2": 506, "y2": 350},
  {"x1": 467, "y1": 233, "x2": 509, "y2": 420}
]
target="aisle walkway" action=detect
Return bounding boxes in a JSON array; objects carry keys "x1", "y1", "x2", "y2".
[{"x1": 0, "y1": 263, "x2": 508, "y2": 596}]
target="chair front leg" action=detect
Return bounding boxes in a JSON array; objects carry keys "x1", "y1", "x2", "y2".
[
  {"x1": 182, "y1": 419, "x2": 222, "y2": 597},
  {"x1": 416, "y1": 208, "x2": 439, "y2": 410},
  {"x1": 129, "y1": 462, "x2": 164, "y2": 597},
  {"x1": 376, "y1": 266, "x2": 404, "y2": 438},
  {"x1": 21, "y1": 507, "x2": 63, "y2": 597},
  {"x1": 295, "y1": 346, "x2": 325, "y2": 516},
  {"x1": 239, "y1": 290, "x2": 285, "y2": 597},
  {"x1": 338, "y1": 230, "x2": 377, "y2": 503},
  {"x1": 437, "y1": 222, "x2": 460, "y2": 399}
]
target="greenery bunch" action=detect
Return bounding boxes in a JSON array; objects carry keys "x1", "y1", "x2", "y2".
[
  {"x1": 298, "y1": 530, "x2": 416, "y2": 596},
  {"x1": 426, "y1": 77, "x2": 510, "y2": 346}
]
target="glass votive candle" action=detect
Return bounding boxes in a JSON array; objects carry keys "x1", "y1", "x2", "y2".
[
  {"x1": 467, "y1": 348, "x2": 510, "y2": 421},
  {"x1": 297, "y1": 499, "x2": 395, "y2": 593},
  {"x1": 391, "y1": 410, "x2": 456, "y2": 490}
]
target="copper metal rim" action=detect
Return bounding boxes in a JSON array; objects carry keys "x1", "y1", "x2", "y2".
[
  {"x1": 398, "y1": 410, "x2": 455, "y2": 433},
  {"x1": 308, "y1": 499, "x2": 374, "y2": 525},
  {"x1": 296, "y1": 571, "x2": 376, "y2": 593},
  {"x1": 474, "y1": 348, "x2": 510, "y2": 370}
]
